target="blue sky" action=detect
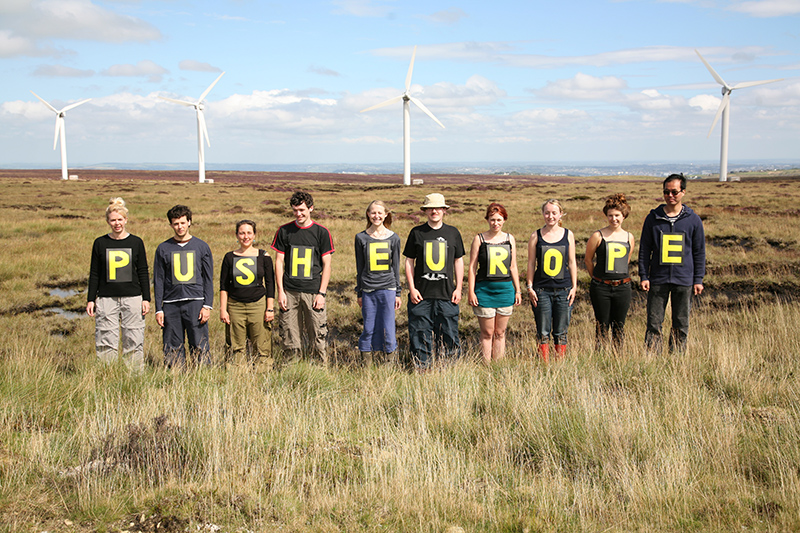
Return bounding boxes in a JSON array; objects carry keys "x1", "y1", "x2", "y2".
[{"x1": 1, "y1": 0, "x2": 798, "y2": 169}]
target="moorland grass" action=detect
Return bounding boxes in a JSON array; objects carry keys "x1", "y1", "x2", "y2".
[{"x1": 1, "y1": 173, "x2": 800, "y2": 531}]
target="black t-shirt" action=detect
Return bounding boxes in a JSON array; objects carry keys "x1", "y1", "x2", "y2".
[
  {"x1": 271, "y1": 221, "x2": 334, "y2": 293},
  {"x1": 219, "y1": 249, "x2": 275, "y2": 303},
  {"x1": 87, "y1": 234, "x2": 150, "y2": 301},
  {"x1": 403, "y1": 222, "x2": 465, "y2": 300}
]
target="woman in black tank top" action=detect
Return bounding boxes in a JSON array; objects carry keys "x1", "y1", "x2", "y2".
[
  {"x1": 584, "y1": 193, "x2": 635, "y2": 352},
  {"x1": 525, "y1": 199, "x2": 578, "y2": 362}
]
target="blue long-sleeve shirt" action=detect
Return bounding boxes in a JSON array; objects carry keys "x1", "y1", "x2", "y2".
[
  {"x1": 153, "y1": 236, "x2": 214, "y2": 313},
  {"x1": 638, "y1": 204, "x2": 705, "y2": 286}
]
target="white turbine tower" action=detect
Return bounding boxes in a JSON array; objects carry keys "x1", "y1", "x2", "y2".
[
  {"x1": 30, "y1": 91, "x2": 91, "y2": 181},
  {"x1": 159, "y1": 72, "x2": 225, "y2": 183},
  {"x1": 695, "y1": 50, "x2": 783, "y2": 182},
  {"x1": 361, "y1": 46, "x2": 445, "y2": 186}
]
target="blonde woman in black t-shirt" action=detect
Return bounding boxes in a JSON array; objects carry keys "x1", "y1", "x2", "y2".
[
  {"x1": 86, "y1": 198, "x2": 150, "y2": 372},
  {"x1": 220, "y1": 220, "x2": 275, "y2": 371}
]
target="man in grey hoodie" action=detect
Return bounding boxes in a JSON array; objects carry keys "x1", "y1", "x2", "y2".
[{"x1": 638, "y1": 174, "x2": 706, "y2": 354}]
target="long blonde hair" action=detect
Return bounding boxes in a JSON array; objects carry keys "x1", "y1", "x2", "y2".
[
  {"x1": 106, "y1": 197, "x2": 128, "y2": 220},
  {"x1": 364, "y1": 200, "x2": 393, "y2": 230}
]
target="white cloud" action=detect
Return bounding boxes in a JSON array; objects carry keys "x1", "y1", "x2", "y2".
[
  {"x1": 332, "y1": 0, "x2": 395, "y2": 17},
  {"x1": 373, "y1": 43, "x2": 777, "y2": 69},
  {"x1": 101, "y1": 60, "x2": 168, "y2": 82},
  {"x1": 33, "y1": 64, "x2": 94, "y2": 77},
  {"x1": 309, "y1": 65, "x2": 342, "y2": 77},
  {"x1": 425, "y1": 7, "x2": 468, "y2": 25},
  {"x1": 415, "y1": 75, "x2": 507, "y2": 112},
  {"x1": 728, "y1": 0, "x2": 800, "y2": 17},
  {"x1": 537, "y1": 73, "x2": 628, "y2": 100},
  {"x1": 0, "y1": 0, "x2": 161, "y2": 58},
  {"x1": 506, "y1": 108, "x2": 590, "y2": 126},
  {"x1": 626, "y1": 89, "x2": 686, "y2": 111},
  {"x1": 0, "y1": 29, "x2": 49, "y2": 57},
  {"x1": 689, "y1": 94, "x2": 721, "y2": 112},
  {"x1": 179, "y1": 60, "x2": 223, "y2": 72}
]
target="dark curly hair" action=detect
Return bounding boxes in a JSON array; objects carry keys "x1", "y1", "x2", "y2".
[{"x1": 602, "y1": 193, "x2": 630, "y2": 218}]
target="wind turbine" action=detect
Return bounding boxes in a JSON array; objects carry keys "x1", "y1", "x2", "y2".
[
  {"x1": 695, "y1": 50, "x2": 783, "y2": 182},
  {"x1": 159, "y1": 72, "x2": 225, "y2": 183},
  {"x1": 30, "y1": 91, "x2": 91, "y2": 181},
  {"x1": 361, "y1": 46, "x2": 445, "y2": 186}
]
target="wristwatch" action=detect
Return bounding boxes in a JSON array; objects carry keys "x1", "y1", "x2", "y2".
[{"x1": 318, "y1": 291, "x2": 327, "y2": 297}]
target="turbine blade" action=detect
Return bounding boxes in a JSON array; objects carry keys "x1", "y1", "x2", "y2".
[
  {"x1": 405, "y1": 45, "x2": 417, "y2": 92},
  {"x1": 707, "y1": 92, "x2": 730, "y2": 138},
  {"x1": 731, "y1": 78, "x2": 784, "y2": 90},
  {"x1": 199, "y1": 71, "x2": 225, "y2": 102},
  {"x1": 198, "y1": 110, "x2": 210, "y2": 147},
  {"x1": 61, "y1": 98, "x2": 91, "y2": 113},
  {"x1": 360, "y1": 94, "x2": 404, "y2": 113},
  {"x1": 31, "y1": 91, "x2": 58, "y2": 113},
  {"x1": 158, "y1": 96, "x2": 197, "y2": 107},
  {"x1": 53, "y1": 116, "x2": 63, "y2": 150},
  {"x1": 695, "y1": 49, "x2": 728, "y2": 89},
  {"x1": 409, "y1": 96, "x2": 445, "y2": 129}
]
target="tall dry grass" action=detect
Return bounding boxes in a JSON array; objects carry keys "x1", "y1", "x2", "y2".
[{"x1": 1, "y1": 174, "x2": 800, "y2": 531}]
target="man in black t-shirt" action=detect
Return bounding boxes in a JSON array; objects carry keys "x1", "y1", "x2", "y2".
[
  {"x1": 403, "y1": 193, "x2": 465, "y2": 370},
  {"x1": 271, "y1": 191, "x2": 334, "y2": 364}
]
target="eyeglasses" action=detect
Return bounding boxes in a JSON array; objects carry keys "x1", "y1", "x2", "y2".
[{"x1": 663, "y1": 189, "x2": 683, "y2": 196}]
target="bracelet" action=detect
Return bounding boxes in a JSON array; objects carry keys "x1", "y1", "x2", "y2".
[
  {"x1": 318, "y1": 291, "x2": 326, "y2": 297},
  {"x1": 267, "y1": 309, "x2": 275, "y2": 312}
]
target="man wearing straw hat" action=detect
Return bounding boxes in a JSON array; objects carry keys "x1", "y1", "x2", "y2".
[{"x1": 403, "y1": 193, "x2": 465, "y2": 371}]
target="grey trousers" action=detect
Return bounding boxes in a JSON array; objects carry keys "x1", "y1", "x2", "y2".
[
  {"x1": 95, "y1": 295, "x2": 145, "y2": 372},
  {"x1": 279, "y1": 290, "x2": 328, "y2": 363}
]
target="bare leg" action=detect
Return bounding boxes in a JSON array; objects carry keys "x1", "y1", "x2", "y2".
[
  {"x1": 492, "y1": 314, "x2": 510, "y2": 362},
  {"x1": 477, "y1": 316, "x2": 495, "y2": 364}
]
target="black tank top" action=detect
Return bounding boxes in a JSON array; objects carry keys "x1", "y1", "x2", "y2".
[
  {"x1": 476, "y1": 233, "x2": 513, "y2": 282},
  {"x1": 593, "y1": 234, "x2": 630, "y2": 281},
  {"x1": 533, "y1": 228, "x2": 571, "y2": 289}
]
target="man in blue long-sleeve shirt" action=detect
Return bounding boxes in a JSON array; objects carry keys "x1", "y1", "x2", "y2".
[
  {"x1": 638, "y1": 174, "x2": 706, "y2": 354},
  {"x1": 153, "y1": 205, "x2": 214, "y2": 367}
]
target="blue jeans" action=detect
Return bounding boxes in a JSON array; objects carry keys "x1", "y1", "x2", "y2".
[
  {"x1": 408, "y1": 298, "x2": 461, "y2": 368},
  {"x1": 645, "y1": 283, "x2": 692, "y2": 354},
  {"x1": 359, "y1": 290, "x2": 398, "y2": 353},
  {"x1": 532, "y1": 287, "x2": 572, "y2": 345}
]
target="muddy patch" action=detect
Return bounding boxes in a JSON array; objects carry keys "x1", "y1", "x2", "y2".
[
  {"x1": 38, "y1": 278, "x2": 86, "y2": 291},
  {"x1": 47, "y1": 213, "x2": 89, "y2": 220},
  {"x1": 707, "y1": 235, "x2": 757, "y2": 250}
]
